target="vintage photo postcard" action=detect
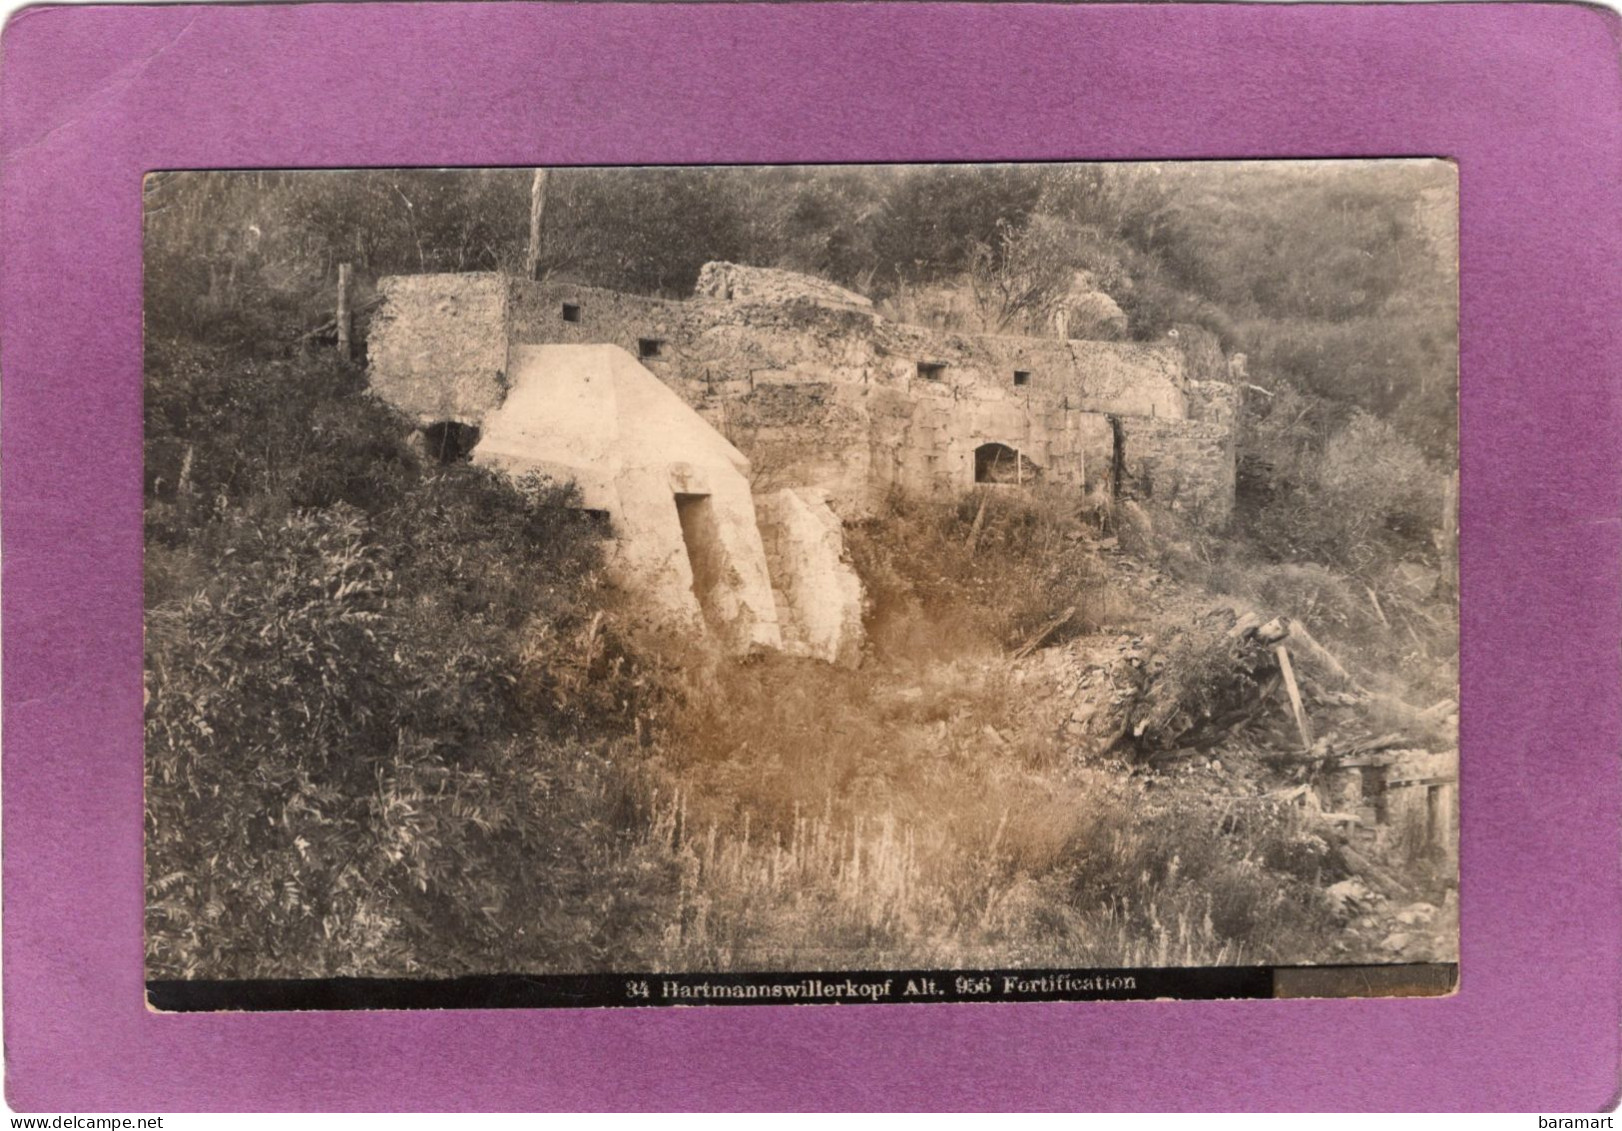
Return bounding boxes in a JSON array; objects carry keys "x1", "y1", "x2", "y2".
[{"x1": 142, "y1": 160, "x2": 1458, "y2": 1010}]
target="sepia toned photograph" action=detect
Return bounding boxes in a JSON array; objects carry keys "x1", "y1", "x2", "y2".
[{"x1": 143, "y1": 161, "x2": 1459, "y2": 1009}]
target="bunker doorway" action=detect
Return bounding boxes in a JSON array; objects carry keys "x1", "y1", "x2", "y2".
[
  {"x1": 675, "y1": 493, "x2": 728, "y2": 628},
  {"x1": 423, "y1": 421, "x2": 481, "y2": 464},
  {"x1": 975, "y1": 442, "x2": 1041, "y2": 485}
]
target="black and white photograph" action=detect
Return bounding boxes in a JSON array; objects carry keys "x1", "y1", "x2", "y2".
[{"x1": 143, "y1": 161, "x2": 1459, "y2": 1008}]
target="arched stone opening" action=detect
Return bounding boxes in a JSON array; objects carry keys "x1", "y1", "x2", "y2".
[{"x1": 974, "y1": 442, "x2": 1041, "y2": 485}]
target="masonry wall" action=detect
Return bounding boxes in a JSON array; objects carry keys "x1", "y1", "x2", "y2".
[
  {"x1": 506, "y1": 279, "x2": 1198, "y2": 515},
  {"x1": 1186, "y1": 379, "x2": 1243, "y2": 428},
  {"x1": 368, "y1": 274, "x2": 510, "y2": 424},
  {"x1": 370, "y1": 273, "x2": 1239, "y2": 527},
  {"x1": 1119, "y1": 417, "x2": 1236, "y2": 525}
]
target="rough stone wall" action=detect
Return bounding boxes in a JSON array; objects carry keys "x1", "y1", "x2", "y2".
[
  {"x1": 1119, "y1": 417, "x2": 1236, "y2": 526},
  {"x1": 1187, "y1": 380, "x2": 1242, "y2": 428},
  {"x1": 371, "y1": 271, "x2": 1237, "y2": 527},
  {"x1": 504, "y1": 278, "x2": 1195, "y2": 515},
  {"x1": 507, "y1": 281, "x2": 694, "y2": 355},
  {"x1": 694, "y1": 261, "x2": 873, "y2": 311},
  {"x1": 755, "y1": 487, "x2": 865, "y2": 667},
  {"x1": 367, "y1": 273, "x2": 510, "y2": 424}
]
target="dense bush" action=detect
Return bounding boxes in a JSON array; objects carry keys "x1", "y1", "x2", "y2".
[
  {"x1": 144, "y1": 342, "x2": 673, "y2": 978},
  {"x1": 845, "y1": 487, "x2": 1125, "y2": 662},
  {"x1": 1239, "y1": 389, "x2": 1448, "y2": 576}
]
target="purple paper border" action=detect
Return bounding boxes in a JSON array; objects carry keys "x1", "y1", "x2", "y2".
[{"x1": 2, "y1": 1, "x2": 1618, "y2": 1112}]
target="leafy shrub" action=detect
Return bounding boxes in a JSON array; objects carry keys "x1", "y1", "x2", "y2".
[
  {"x1": 144, "y1": 341, "x2": 674, "y2": 979},
  {"x1": 846, "y1": 487, "x2": 1124, "y2": 663},
  {"x1": 1240, "y1": 387, "x2": 1447, "y2": 576}
]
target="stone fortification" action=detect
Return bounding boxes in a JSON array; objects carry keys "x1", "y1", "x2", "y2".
[{"x1": 371, "y1": 266, "x2": 1240, "y2": 526}]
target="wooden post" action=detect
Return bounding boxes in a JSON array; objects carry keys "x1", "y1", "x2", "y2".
[
  {"x1": 1367, "y1": 764, "x2": 1391, "y2": 826},
  {"x1": 1434, "y1": 782, "x2": 1457, "y2": 865},
  {"x1": 524, "y1": 168, "x2": 549, "y2": 281},
  {"x1": 335, "y1": 262, "x2": 352, "y2": 360},
  {"x1": 1274, "y1": 644, "x2": 1314, "y2": 752}
]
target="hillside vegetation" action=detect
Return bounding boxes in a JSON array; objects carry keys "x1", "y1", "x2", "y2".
[{"x1": 145, "y1": 164, "x2": 1458, "y2": 978}]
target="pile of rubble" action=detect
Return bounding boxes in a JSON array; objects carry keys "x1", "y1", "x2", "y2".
[
  {"x1": 1012, "y1": 540, "x2": 1459, "y2": 961},
  {"x1": 1325, "y1": 878, "x2": 1459, "y2": 963}
]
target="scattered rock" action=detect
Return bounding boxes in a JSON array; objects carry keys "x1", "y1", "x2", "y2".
[
  {"x1": 1325, "y1": 878, "x2": 1375, "y2": 920},
  {"x1": 1396, "y1": 902, "x2": 1436, "y2": 927}
]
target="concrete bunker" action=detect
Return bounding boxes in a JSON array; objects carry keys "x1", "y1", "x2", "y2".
[
  {"x1": 755, "y1": 487, "x2": 866, "y2": 668},
  {"x1": 460, "y1": 343, "x2": 784, "y2": 654},
  {"x1": 367, "y1": 262, "x2": 1243, "y2": 654},
  {"x1": 975, "y1": 442, "x2": 1041, "y2": 486}
]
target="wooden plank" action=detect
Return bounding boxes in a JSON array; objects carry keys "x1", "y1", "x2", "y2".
[
  {"x1": 1012, "y1": 605, "x2": 1076, "y2": 659},
  {"x1": 1287, "y1": 620, "x2": 1358, "y2": 688},
  {"x1": 1275, "y1": 644, "x2": 1314, "y2": 752}
]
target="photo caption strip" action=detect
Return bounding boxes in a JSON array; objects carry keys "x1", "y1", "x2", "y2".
[{"x1": 148, "y1": 963, "x2": 1456, "y2": 1011}]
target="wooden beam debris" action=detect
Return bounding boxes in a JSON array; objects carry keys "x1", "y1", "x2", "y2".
[
  {"x1": 1285, "y1": 619, "x2": 1358, "y2": 689},
  {"x1": 1274, "y1": 643, "x2": 1314, "y2": 752},
  {"x1": 1013, "y1": 606, "x2": 1077, "y2": 659}
]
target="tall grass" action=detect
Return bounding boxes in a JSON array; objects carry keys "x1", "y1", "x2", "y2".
[{"x1": 612, "y1": 634, "x2": 1341, "y2": 971}]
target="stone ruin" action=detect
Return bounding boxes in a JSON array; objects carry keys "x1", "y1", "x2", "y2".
[{"x1": 366, "y1": 262, "x2": 1243, "y2": 663}]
